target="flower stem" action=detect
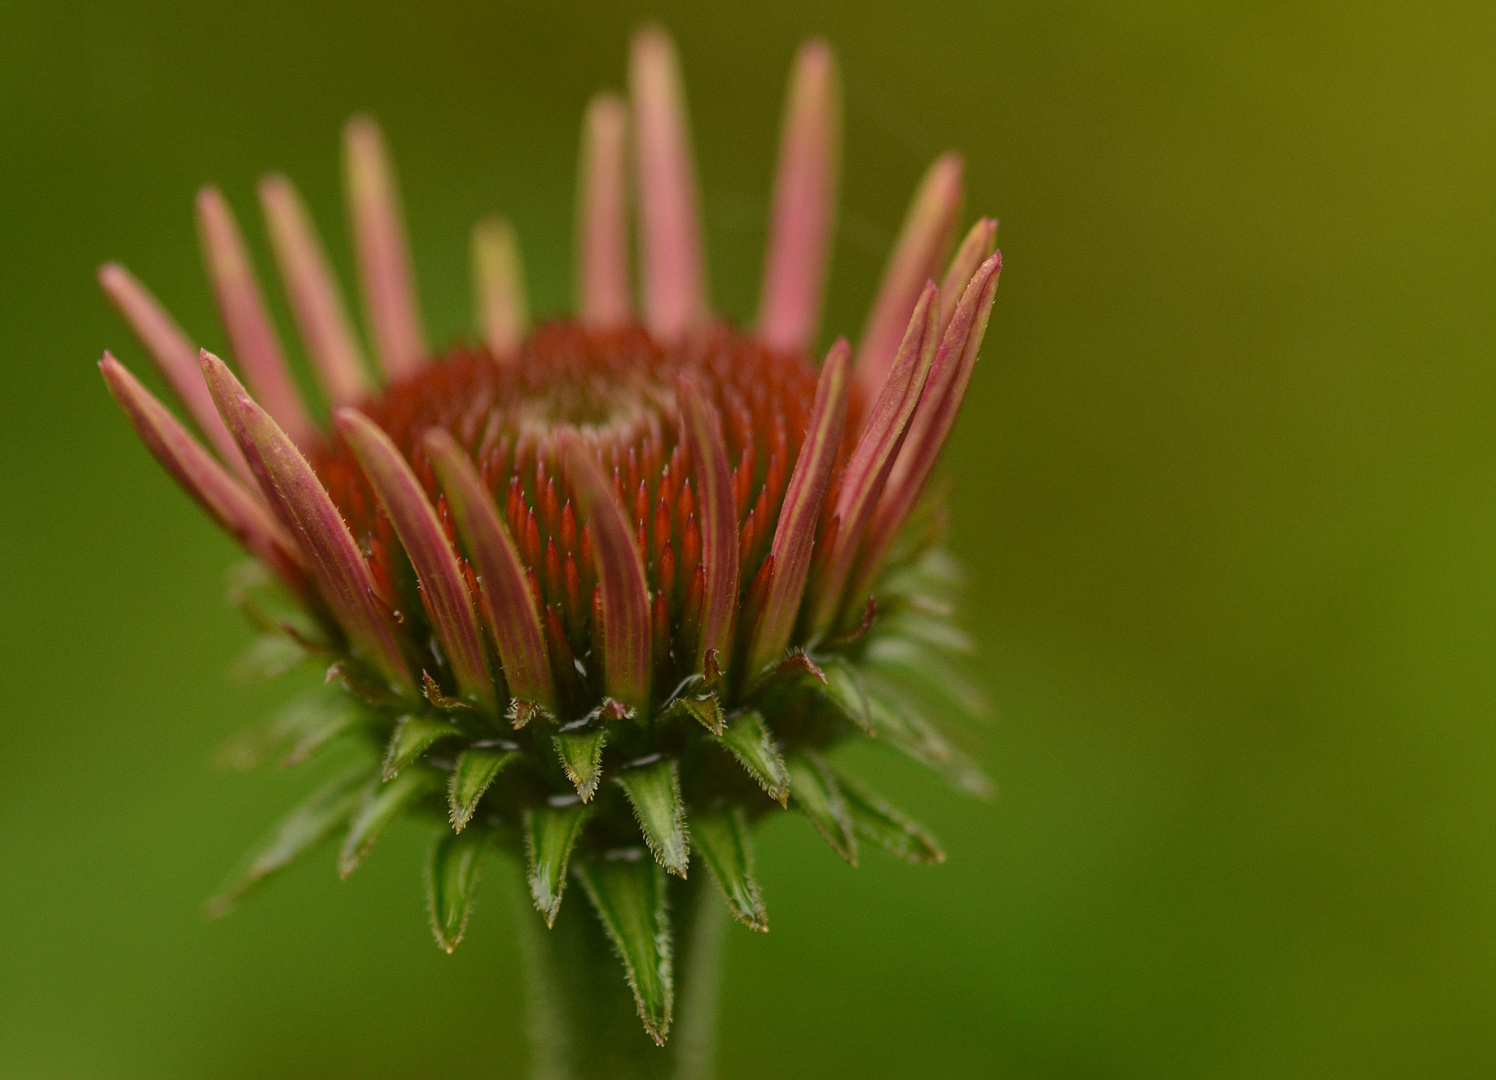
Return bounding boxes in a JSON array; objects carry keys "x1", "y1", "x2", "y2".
[{"x1": 515, "y1": 868, "x2": 726, "y2": 1080}]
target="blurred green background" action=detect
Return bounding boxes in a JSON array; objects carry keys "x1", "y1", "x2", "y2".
[{"x1": 4, "y1": 0, "x2": 1495, "y2": 1076}]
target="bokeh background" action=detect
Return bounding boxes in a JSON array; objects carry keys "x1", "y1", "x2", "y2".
[{"x1": 4, "y1": 0, "x2": 1496, "y2": 1076}]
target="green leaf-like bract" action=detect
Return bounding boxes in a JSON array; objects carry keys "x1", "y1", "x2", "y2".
[
  {"x1": 614, "y1": 759, "x2": 689, "y2": 877},
  {"x1": 577, "y1": 856, "x2": 674, "y2": 1045},
  {"x1": 525, "y1": 802, "x2": 592, "y2": 926},
  {"x1": 714, "y1": 710, "x2": 790, "y2": 804},
  {"x1": 339, "y1": 768, "x2": 438, "y2": 878},
  {"x1": 206, "y1": 764, "x2": 372, "y2": 917},
  {"x1": 691, "y1": 808, "x2": 766, "y2": 931},
  {"x1": 382, "y1": 716, "x2": 460, "y2": 781},
  {"x1": 427, "y1": 828, "x2": 489, "y2": 953},
  {"x1": 448, "y1": 748, "x2": 519, "y2": 831},
  {"x1": 787, "y1": 753, "x2": 858, "y2": 865},
  {"x1": 554, "y1": 728, "x2": 608, "y2": 802},
  {"x1": 836, "y1": 772, "x2": 945, "y2": 864}
]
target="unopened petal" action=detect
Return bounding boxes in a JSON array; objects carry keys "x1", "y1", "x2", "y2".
[
  {"x1": 472, "y1": 216, "x2": 529, "y2": 358},
  {"x1": 337, "y1": 408, "x2": 495, "y2": 713},
  {"x1": 677, "y1": 377, "x2": 739, "y2": 672},
  {"x1": 201, "y1": 350, "x2": 415, "y2": 696},
  {"x1": 425, "y1": 430, "x2": 556, "y2": 711},
  {"x1": 758, "y1": 40, "x2": 841, "y2": 354},
  {"x1": 98, "y1": 262, "x2": 255, "y2": 484},
  {"x1": 196, "y1": 186, "x2": 316, "y2": 447},
  {"x1": 556, "y1": 428, "x2": 651, "y2": 709},
  {"x1": 576, "y1": 93, "x2": 633, "y2": 329},
  {"x1": 854, "y1": 154, "x2": 963, "y2": 401},
  {"x1": 747, "y1": 339, "x2": 851, "y2": 675},
  {"x1": 344, "y1": 115, "x2": 426, "y2": 380},
  {"x1": 630, "y1": 26, "x2": 707, "y2": 342},
  {"x1": 259, "y1": 173, "x2": 372, "y2": 406},
  {"x1": 811, "y1": 282, "x2": 940, "y2": 634}
]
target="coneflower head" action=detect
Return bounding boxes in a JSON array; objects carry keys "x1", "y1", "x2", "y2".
[{"x1": 97, "y1": 28, "x2": 1000, "y2": 1046}]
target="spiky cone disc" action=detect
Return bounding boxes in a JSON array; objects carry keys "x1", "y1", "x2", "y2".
[{"x1": 97, "y1": 26, "x2": 1002, "y2": 1045}]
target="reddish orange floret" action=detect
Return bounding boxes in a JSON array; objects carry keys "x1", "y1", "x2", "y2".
[{"x1": 313, "y1": 320, "x2": 844, "y2": 706}]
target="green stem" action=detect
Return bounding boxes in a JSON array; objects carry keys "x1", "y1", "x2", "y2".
[{"x1": 515, "y1": 869, "x2": 726, "y2": 1080}]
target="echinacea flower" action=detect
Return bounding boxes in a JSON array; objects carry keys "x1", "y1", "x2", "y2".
[{"x1": 98, "y1": 26, "x2": 1000, "y2": 1059}]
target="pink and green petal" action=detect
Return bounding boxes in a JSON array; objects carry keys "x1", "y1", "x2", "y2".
[
  {"x1": 677, "y1": 377, "x2": 740, "y2": 673},
  {"x1": 424, "y1": 430, "x2": 556, "y2": 712},
  {"x1": 472, "y1": 217, "x2": 529, "y2": 357},
  {"x1": 258, "y1": 173, "x2": 373, "y2": 407},
  {"x1": 854, "y1": 154, "x2": 963, "y2": 401},
  {"x1": 196, "y1": 186, "x2": 316, "y2": 447},
  {"x1": 99, "y1": 353, "x2": 307, "y2": 596},
  {"x1": 557, "y1": 429, "x2": 651, "y2": 710},
  {"x1": 576, "y1": 93, "x2": 633, "y2": 329},
  {"x1": 336, "y1": 409, "x2": 495, "y2": 713},
  {"x1": 811, "y1": 282, "x2": 940, "y2": 635},
  {"x1": 757, "y1": 40, "x2": 841, "y2": 355},
  {"x1": 344, "y1": 116, "x2": 426, "y2": 380},
  {"x1": 98, "y1": 262, "x2": 255, "y2": 484},
  {"x1": 746, "y1": 339, "x2": 851, "y2": 675},
  {"x1": 630, "y1": 26, "x2": 707, "y2": 342},
  {"x1": 201, "y1": 350, "x2": 415, "y2": 697}
]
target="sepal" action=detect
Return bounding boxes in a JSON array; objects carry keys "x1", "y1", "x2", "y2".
[
  {"x1": 576, "y1": 854, "x2": 674, "y2": 1045},
  {"x1": 787, "y1": 752, "x2": 857, "y2": 865},
  {"x1": 205, "y1": 764, "x2": 372, "y2": 917},
  {"x1": 339, "y1": 767, "x2": 438, "y2": 878},
  {"x1": 713, "y1": 710, "x2": 790, "y2": 805},
  {"x1": 524, "y1": 802, "x2": 592, "y2": 926},
  {"x1": 691, "y1": 808, "x2": 767, "y2": 931},
  {"x1": 427, "y1": 828, "x2": 490, "y2": 953},
  {"x1": 614, "y1": 759, "x2": 689, "y2": 878},
  {"x1": 448, "y1": 748, "x2": 519, "y2": 832}
]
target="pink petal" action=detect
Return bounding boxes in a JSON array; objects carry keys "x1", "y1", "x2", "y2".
[
  {"x1": 472, "y1": 216, "x2": 529, "y2": 357},
  {"x1": 196, "y1": 187, "x2": 316, "y2": 447},
  {"x1": 576, "y1": 93, "x2": 633, "y2": 329},
  {"x1": 746, "y1": 338, "x2": 851, "y2": 676},
  {"x1": 938, "y1": 218, "x2": 997, "y2": 336},
  {"x1": 757, "y1": 40, "x2": 841, "y2": 355},
  {"x1": 556, "y1": 428, "x2": 651, "y2": 710},
  {"x1": 97, "y1": 262, "x2": 255, "y2": 485},
  {"x1": 857, "y1": 250, "x2": 1001, "y2": 596},
  {"x1": 336, "y1": 409, "x2": 495, "y2": 713},
  {"x1": 854, "y1": 154, "x2": 963, "y2": 402},
  {"x1": 630, "y1": 26, "x2": 707, "y2": 342},
  {"x1": 99, "y1": 352, "x2": 307, "y2": 597},
  {"x1": 201, "y1": 350, "x2": 415, "y2": 697},
  {"x1": 424, "y1": 430, "x2": 556, "y2": 712},
  {"x1": 258, "y1": 173, "x2": 372, "y2": 406},
  {"x1": 810, "y1": 281, "x2": 940, "y2": 636},
  {"x1": 344, "y1": 116, "x2": 426, "y2": 380},
  {"x1": 676, "y1": 377, "x2": 740, "y2": 673}
]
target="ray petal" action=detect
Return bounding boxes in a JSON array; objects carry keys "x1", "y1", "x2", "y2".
[
  {"x1": 576, "y1": 93, "x2": 632, "y2": 328},
  {"x1": 344, "y1": 115, "x2": 426, "y2": 379},
  {"x1": 855, "y1": 250, "x2": 1002, "y2": 596},
  {"x1": 746, "y1": 339, "x2": 850, "y2": 675},
  {"x1": 937, "y1": 217, "x2": 997, "y2": 335},
  {"x1": 201, "y1": 350, "x2": 415, "y2": 696},
  {"x1": 99, "y1": 353, "x2": 307, "y2": 595},
  {"x1": 810, "y1": 283, "x2": 939, "y2": 635},
  {"x1": 630, "y1": 26, "x2": 707, "y2": 342},
  {"x1": 556, "y1": 429, "x2": 651, "y2": 709},
  {"x1": 196, "y1": 186, "x2": 316, "y2": 446},
  {"x1": 258, "y1": 173, "x2": 372, "y2": 406},
  {"x1": 98, "y1": 263, "x2": 255, "y2": 483},
  {"x1": 472, "y1": 216, "x2": 529, "y2": 357},
  {"x1": 757, "y1": 40, "x2": 841, "y2": 354},
  {"x1": 424, "y1": 429, "x2": 556, "y2": 711},
  {"x1": 854, "y1": 154, "x2": 963, "y2": 400},
  {"x1": 336, "y1": 409, "x2": 494, "y2": 712},
  {"x1": 676, "y1": 378, "x2": 739, "y2": 673}
]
